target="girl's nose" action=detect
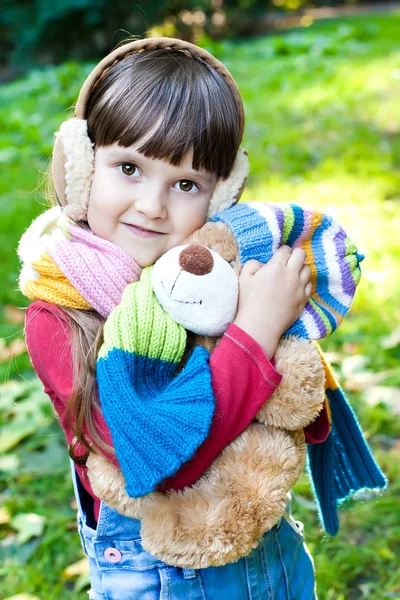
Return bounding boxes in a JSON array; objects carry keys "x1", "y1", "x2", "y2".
[
  {"x1": 179, "y1": 245, "x2": 214, "y2": 276},
  {"x1": 134, "y1": 186, "x2": 167, "y2": 220}
]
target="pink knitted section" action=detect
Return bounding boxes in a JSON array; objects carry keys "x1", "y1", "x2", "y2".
[{"x1": 46, "y1": 223, "x2": 142, "y2": 317}]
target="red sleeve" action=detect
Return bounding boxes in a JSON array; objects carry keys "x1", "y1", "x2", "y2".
[{"x1": 24, "y1": 300, "x2": 116, "y2": 464}]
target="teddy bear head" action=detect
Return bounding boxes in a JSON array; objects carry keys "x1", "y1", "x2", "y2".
[{"x1": 152, "y1": 221, "x2": 240, "y2": 337}]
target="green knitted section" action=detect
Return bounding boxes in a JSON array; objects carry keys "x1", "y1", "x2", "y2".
[
  {"x1": 98, "y1": 266, "x2": 187, "y2": 363},
  {"x1": 345, "y1": 237, "x2": 362, "y2": 286},
  {"x1": 282, "y1": 204, "x2": 295, "y2": 244},
  {"x1": 309, "y1": 297, "x2": 333, "y2": 334}
]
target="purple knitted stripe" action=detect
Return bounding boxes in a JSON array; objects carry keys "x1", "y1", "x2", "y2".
[
  {"x1": 273, "y1": 204, "x2": 285, "y2": 239},
  {"x1": 305, "y1": 301, "x2": 326, "y2": 338},
  {"x1": 334, "y1": 230, "x2": 356, "y2": 300}
]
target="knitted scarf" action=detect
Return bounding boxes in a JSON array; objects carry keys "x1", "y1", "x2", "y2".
[
  {"x1": 18, "y1": 206, "x2": 142, "y2": 315},
  {"x1": 212, "y1": 202, "x2": 386, "y2": 533},
  {"x1": 309, "y1": 346, "x2": 386, "y2": 534},
  {"x1": 96, "y1": 268, "x2": 214, "y2": 497},
  {"x1": 18, "y1": 206, "x2": 215, "y2": 496},
  {"x1": 18, "y1": 204, "x2": 386, "y2": 529}
]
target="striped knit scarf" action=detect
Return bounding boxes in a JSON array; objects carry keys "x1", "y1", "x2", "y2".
[
  {"x1": 18, "y1": 204, "x2": 387, "y2": 526},
  {"x1": 96, "y1": 268, "x2": 215, "y2": 497},
  {"x1": 18, "y1": 207, "x2": 142, "y2": 315},
  {"x1": 17, "y1": 207, "x2": 215, "y2": 496}
]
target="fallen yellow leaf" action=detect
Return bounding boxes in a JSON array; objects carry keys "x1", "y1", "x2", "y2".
[
  {"x1": 0, "y1": 339, "x2": 9, "y2": 363},
  {"x1": 0, "y1": 338, "x2": 26, "y2": 363},
  {"x1": 62, "y1": 556, "x2": 90, "y2": 578},
  {"x1": 0, "y1": 506, "x2": 11, "y2": 525},
  {"x1": 8, "y1": 338, "x2": 27, "y2": 357}
]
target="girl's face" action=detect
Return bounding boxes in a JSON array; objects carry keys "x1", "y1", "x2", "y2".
[{"x1": 87, "y1": 143, "x2": 218, "y2": 267}]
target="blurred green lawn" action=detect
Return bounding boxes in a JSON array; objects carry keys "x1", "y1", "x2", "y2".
[{"x1": 1, "y1": 10, "x2": 400, "y2": 600}]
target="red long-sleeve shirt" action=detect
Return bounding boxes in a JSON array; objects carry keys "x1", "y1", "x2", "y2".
[{"x1": 25, "y1": 300, "x2": 330, "y2": 521}]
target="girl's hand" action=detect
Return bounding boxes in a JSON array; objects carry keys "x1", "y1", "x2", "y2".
[{"x1": 233, "y1": 246, "x2": 312, "y2": 359}]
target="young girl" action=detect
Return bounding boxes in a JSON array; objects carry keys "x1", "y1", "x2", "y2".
[{"x1": 20, "y1": 38, "x2": 330, "y2": 599}]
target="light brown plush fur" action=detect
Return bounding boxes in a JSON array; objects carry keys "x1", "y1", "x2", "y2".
[
  {"x1": 258, "y1": 337, "x2": 325, "y2": 430},
  {"x1": 140, "y1": 426, "x2": 306, "y2": 568},
  {"x1": 86, "y1": 221, "x2": 326, "y2": 568}
]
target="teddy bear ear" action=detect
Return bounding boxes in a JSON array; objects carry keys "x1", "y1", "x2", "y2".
[
  {"x1": 207, "y1": 148, "x2": 249, "y2": 220},
  {"x1": 184, "y1": 221, "x2": 241, "y2": 270}
]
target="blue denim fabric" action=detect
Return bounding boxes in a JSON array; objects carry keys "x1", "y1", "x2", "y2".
[{"x1": 70, "y1": 461, "x2": 317, "y2": 600}]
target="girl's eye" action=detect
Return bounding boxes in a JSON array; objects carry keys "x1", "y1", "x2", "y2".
[
  {"x1": 175, "y1": 180, "x2": 199, "y2": 193},
  {"x1": 119, "y1": 163, "x2": 140, "y2": 177}
]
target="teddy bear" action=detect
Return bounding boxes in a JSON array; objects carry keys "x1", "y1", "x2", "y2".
[
  {"x1": 17, "y1": 198, "x2": 384, "y2": 568},
  {"x1": 86, "y1": 204, "x2": 336, "y2": 569}
]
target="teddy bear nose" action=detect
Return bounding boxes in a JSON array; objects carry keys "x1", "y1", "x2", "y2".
[{"x1": 179, "y1": 244, "x2": 214, "y2": 276}]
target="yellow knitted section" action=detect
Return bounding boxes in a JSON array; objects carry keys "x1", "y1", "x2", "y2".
[
  {"x1": 301, "y1": 212, "x2": 323, "y2": 296},
  {"x1": 24, "y1": 252, "x2": 93, "y2": 310}
]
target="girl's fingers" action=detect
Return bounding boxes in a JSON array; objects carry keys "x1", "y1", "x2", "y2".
[
  {"x1": 305, "y1": 282, "x2": 312, "y2": 296},
  {"x1": 287, "y1": 247, "x2": 307, "y2": 271},
  {"x1": 269, "y1": 245, "x2": 292, "y2": 265},
  {"x1": 241, "y1": 259, "x2": 264, "y2": 277},
  {"x1": 300, "y1": 264, "x2": 311, "y2": 283}
]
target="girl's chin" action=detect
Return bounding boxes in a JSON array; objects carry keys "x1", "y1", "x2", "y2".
[{"x1": 124, "y1": 248, "x2": 164, "y2": 268}]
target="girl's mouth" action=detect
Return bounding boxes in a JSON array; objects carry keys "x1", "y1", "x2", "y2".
[{"x1": 123, "y1": 223, "x2": 166, "y2": 239}]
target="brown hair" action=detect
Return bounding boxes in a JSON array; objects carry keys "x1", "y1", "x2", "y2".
[
  {"x1": 53, "y1": 46, "x2": 242, "y2": 465},
  {"x1": 85, "y1": 48, "x2": 241, "y2": 178}
]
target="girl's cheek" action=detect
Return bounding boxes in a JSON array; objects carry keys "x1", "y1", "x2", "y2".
[{"x1": 177, "y1": 205, "x2": 201, "y2": 229}]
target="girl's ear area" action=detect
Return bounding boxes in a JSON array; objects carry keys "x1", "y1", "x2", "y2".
[{"x1": 207, "y1": 148, "x2": 249, "y2": 219}]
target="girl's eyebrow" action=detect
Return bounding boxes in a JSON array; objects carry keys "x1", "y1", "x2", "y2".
[
  {"x1": 178, "y1": 168, "x2": 215, "y2": 187},
  {"x1": 107, "y1": 149, "x2": 215, "y2": 186}
]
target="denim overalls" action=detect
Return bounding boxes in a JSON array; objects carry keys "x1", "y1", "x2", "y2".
[{"x1": 70, "y1": 461, "x2": 317, "y2": 600}]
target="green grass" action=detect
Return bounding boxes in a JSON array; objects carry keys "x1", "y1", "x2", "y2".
[{"x1": 1, "y1": 9, "x2": 400, "y2": 599}]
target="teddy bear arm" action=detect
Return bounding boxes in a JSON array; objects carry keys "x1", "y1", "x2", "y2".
[{"x1": 256, "y1": 336, "x2": 326, "y2": 430}]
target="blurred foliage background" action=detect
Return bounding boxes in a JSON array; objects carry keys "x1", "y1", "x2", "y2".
[
  {"x1": 0, "y1": 0, "x2": 392, "y2": 76},
  {"x1": 1, "y1": 2, "x2": 400, "y2": 599}
]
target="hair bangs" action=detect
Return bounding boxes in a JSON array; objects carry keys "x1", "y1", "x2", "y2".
[{"x1": 86, "y1": 49, "x2": 241, "y2": 179}]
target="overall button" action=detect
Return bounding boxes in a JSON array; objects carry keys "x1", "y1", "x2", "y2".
[{"x1": 104, "y1": 547, "x2": 122, "y2": 563}]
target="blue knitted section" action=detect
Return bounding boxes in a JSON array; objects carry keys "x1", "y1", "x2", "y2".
[
  {"x1": 285, "y1": 319, "x2": 309, "y2": 339},
  {"x1": 211, "y1": 203, "x2": 272, "y2": 265},
  {"x1": 307, "y1": 387, "x2": 387, "y2": 535},
  {"x1": 97, "y1": 345, "x2": 215, "y2": 498},
  {"x1": 286, "y1": 204, "x2": 304, "y2": 248}
]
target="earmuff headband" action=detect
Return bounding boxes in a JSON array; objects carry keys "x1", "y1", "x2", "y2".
[{"x1": 75, "y1": 38, "x2": 245, "y2": 140}]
